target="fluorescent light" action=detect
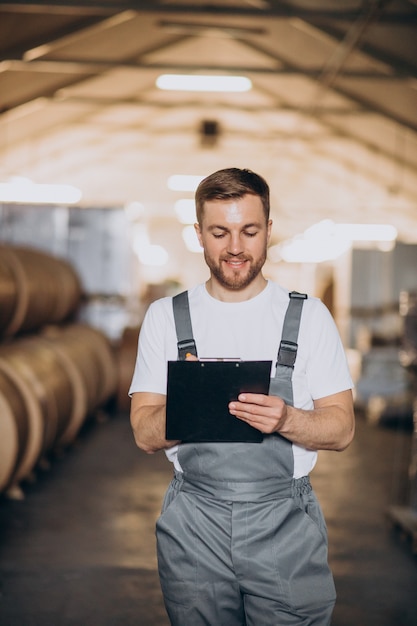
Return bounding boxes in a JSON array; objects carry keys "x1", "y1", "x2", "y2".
[
  {"x1": 168, "y1": 174, "x2": 205, "y2": 192},
  {"x1": 182, "y1": 225, "x2": 202, "y2": 253},
  {"x1": 302, "y1": 220, "x2": 397, "y2": 243},
  {"x1": 274, "y1": 237, "x2": 351, "y2": 264},
  {"x1": 174, "y1": 199, "x2": 196, "y2": 224},
  {"x1": 156, "y1": 74, "x2": 252, "y2": 92},
  {"x1": 335, "y1": 223, "x2": 397, "y2": 242},
  {"x1": 269, "y1": 220, "x2": 398, "y2": 264},
  {"x1": 0, "y1": 177, "x2": 82, "y2": 205}
]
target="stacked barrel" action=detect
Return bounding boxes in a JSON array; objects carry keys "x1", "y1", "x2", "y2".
[{"x1": 0, "y1": 245, "x2": 118, "y2": 498}]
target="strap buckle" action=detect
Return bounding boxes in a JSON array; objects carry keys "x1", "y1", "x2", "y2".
[
  {"x1": 177, "y1": 339, "x2": 197, "y2": 360},
  {"x1": 289, "y1": 291, "x2": 308, "y2": 300},
  {"x1": 276, "y1": 340, "x2": 298, "y2": 368}
]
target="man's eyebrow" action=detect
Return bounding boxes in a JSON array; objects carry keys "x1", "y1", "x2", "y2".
[
  {"x1": 207, "y1": 224, "x2": 229, "y2": 231},
  {"x1": 242, "y1": 222, "x2": 263, "y2": 229},
  {"x1": 207, "y1": 222, "x2": 263, "y2": 231}
]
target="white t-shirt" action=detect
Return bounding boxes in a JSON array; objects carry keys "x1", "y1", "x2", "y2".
[{"x1": 129, "y1": 281, "x2": 353, "y2": 478}]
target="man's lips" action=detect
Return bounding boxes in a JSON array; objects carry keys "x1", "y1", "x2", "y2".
[{"x1": 222, "y1": 258, "x2": 249, "y2": 268}]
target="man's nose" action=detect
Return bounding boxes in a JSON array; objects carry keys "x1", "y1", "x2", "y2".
[{"x1": 227, "y1": 233, "x2": 243, "y2": 255}]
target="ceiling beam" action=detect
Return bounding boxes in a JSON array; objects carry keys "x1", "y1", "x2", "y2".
[
  {"x1": 306, "y1": 20, "x2": 417, "y2": 80},
  {"x1": 0, "y1": 58, "x2": 408, "y2": 80},
  {"x1": 0, "y1": 0, "x2": 416, "y2": 23},
  {"x1": 1, "y1": 16, "x2": 112, "y2": 61},
  {"x1": 235, "y1": 30, "x2": 417, "y2": 133},
  {"x1": 46, "y1": 93, "x2": 363, "y2": 116},
  {"x1": 309, "y1": 0, "x2": 390, "y2": 92}
]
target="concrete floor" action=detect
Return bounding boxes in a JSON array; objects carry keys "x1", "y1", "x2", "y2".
[{"x1": 0, "y1": 410, "x2": 416, "y2": 626}]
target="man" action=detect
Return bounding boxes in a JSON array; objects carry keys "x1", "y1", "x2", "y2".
[{"x1": 129, "y1": 167, "x2": 354, "y2": 625}]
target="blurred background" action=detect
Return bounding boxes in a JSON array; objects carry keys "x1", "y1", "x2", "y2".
[{"x1": 0, "y1": 1, "x2": 416, "y2": 624}]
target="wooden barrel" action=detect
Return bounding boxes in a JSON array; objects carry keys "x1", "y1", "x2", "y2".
[
  {"x1": 42, "y1": 323, "x2": 118, "y2": 415},
  {"x1": 48, "y1": 255, "x2": 83, "y2": 323},
  {"x1": 47, "y1": 339, "x2": 88, "y2": 448},
  {"x1": 0, "y1": 360, "x2": 44, "y2": 494},
  {"x1": 63, "y1": 324, "x2": 118, "y2": 406},
  {"x1": 116, "y1": 325, "x2": 140, "y2": 413},
  {"x1": 0, "y1": 323, "x2": 118, "y2": 495},
  {"x1": 0, "y1": 337, "x2": 74, "y2": 458},
  {"x1": 42, "y1": 325, "x2": 102, "y2": 417},
  {"x1": 0, "y1": 245, "x2": 82, "y2": 337},
  {"x1": 0, "y1": 252, "x2": 18, "y2": 333},
  {"x1": 0, "y1": 378, "x2": 19, "y2": 493}
]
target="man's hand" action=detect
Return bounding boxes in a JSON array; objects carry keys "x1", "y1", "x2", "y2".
[
  {"x1": 229, "y1": 393, "x2": 287, "y2": 434},
  {"x1": 229, "y1": 389, "x2": 355, "y2": 452}
]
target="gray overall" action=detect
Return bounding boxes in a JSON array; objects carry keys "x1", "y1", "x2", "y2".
[{"x1": 156, "y1": 292, "x2": 336, "y2": 625}]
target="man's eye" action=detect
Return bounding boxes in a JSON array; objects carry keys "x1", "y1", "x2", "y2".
[
  {"x1": 213, "y1": 232, "x2": 226, "y2": 238},
  {"x1": 245, "y1": 231, "x2": 257, "y2": 237}
]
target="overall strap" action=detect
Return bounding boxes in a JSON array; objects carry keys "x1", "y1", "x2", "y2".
[
  {"x1": 172, "y1": 290, "x2": 198, "y2": 360},
  {"x1": 173, "y1": 289, "x2": 307, "y2": 400},
  {"x1": 269, "y1": 291, "x2": 307, "y2": 407}
]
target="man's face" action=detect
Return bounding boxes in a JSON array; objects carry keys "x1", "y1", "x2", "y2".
[{"x1": 194, "y1": 194, "x2": 272, "y2": 292}]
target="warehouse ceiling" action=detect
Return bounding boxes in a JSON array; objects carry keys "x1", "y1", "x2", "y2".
[{"x1": 0, "y1": 0, "x2": 417, "y2": 250}]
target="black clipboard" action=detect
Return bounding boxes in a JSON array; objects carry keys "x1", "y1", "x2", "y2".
[{"x1": 166, "y1": 360, "x2": 272, "y2": 443}]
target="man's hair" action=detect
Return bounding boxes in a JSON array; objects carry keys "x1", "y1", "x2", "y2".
[{"x1": 195, "y1": 168, "x2": 270, "y2": 225}]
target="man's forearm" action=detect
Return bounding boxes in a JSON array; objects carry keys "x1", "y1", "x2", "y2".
[
  {"x1": 280, "y1": 400, "x2": 355, "y2": 452},
  {"x1": 130, "y1": 396, "x2": 179, "y2": 454}
]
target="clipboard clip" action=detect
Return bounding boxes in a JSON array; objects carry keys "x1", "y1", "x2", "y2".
[{"x1": 200, "y1": 357, "x2": 242, "y2": 362}]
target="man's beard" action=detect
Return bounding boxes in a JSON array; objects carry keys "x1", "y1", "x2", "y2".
[{"x1": 203, "y1": 251, "x2": 266, "y2": 291}]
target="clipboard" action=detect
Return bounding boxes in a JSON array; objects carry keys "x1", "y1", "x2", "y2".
[{"x1": 166, "y1": 360, "x2": 272, "y2": 443}]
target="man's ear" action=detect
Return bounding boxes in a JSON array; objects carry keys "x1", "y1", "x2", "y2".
[
  {"x1": 194, "y1": 222, "x2": 204, "y2": 248},
  {"x1": 267, "y1": 219, "x2": 273, "y2": 242}
]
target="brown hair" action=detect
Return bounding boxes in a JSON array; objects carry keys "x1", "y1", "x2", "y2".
[{"x1": 195, "y1": 168, "x2": 270, "y2": 225}]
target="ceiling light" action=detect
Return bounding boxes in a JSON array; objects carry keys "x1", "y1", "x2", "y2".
[
  {"x1": 174, "y1": 199, "x2": 196, "y2": 224},
  {"x1": 168, "y1": 174, "x2": 205, "y2": 192},
  {"x1": 272, "y1": 237, "x2": 352, "y2": 264},
  {"x1": 0, "y1": 177, "x2": 82, "y2": 205},
  {"x1": 269, "y1": 220, "x2": 398, "y2": 264},
  {"x1": 302, "y1": 220, "x2": 397, "y2": 243},
  {"x1": 156, "y1": 74, "x2": 252, "y2": 93},
  {"x1": 334, "y1": 223, "x2": 397, "y2": 242}
]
